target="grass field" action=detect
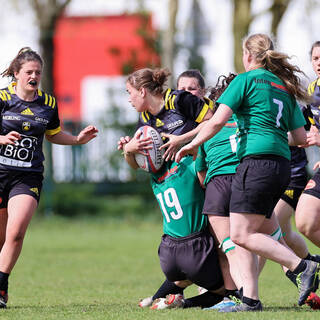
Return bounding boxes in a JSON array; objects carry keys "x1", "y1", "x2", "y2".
[{"x1": 2, "y1": 215, "x2": 319, "y2": 319}]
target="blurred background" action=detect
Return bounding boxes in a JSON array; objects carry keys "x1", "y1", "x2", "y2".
[{"x1": 0, "y1": 0, "x2": 319, "y2": 218}]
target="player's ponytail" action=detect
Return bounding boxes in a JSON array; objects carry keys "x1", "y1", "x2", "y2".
[
  {"x1": 127, "y1": 68, "x2": 171, "y2": 96},
  {"x1": 1, "y1": 47, "x2": 43, "y2": 80},
  {"x1": 244, "y1": 33, "x2": 309, "y2": 102}
]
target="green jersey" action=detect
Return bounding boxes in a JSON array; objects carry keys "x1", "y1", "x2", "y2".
[
  {"x1": 196, "y1": 117, "x2": 239, "y2": 185},
  {"x1": 217, "y1": 68, "x2": 306, "y2": 160},
  {"x1": 151, "y1": 156, "x2": 207, "y2": 238}
]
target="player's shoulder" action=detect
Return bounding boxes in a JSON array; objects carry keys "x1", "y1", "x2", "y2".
[
  {"x1": 308, "y1": 78, "x2": 320, "y2": 95},
  {"x1": 0, "y1": 83, "x2": 14, "y2": 102},
  {"x1": 37, "y1": 89, "x2": 57, "y2": 109}
]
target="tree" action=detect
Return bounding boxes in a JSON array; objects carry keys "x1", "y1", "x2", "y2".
[
  {"x1": 162, "y1": 0, "x2": 178, "y2": 87},
  {"x1": 29, "y1": 0, "x2": 72, "y2": 93},
  {"x1": 231, "y1": 0, "x2": 291, "y2": 73}
]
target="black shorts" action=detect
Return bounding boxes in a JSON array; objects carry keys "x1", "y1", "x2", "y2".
[
  {"x1": 303, "y1": 170, "x2": 320, "y2": 199},
  {"x1": 280, "y1": 187, "x2": 304, "y2": 210},
  {"x1": 203, "y1": 175, "x2": 233, "y2": 217},
  {"x1": 230, "y1": 156, "x2": 290, "y2": 218},
  {"x1": 0, "y1": 170, "x2": 43, "y2": 208},
  {"x1": 158, "y1": 229, "x2": 223, "y2": 291}
]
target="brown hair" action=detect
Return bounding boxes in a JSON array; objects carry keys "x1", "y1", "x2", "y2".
[
  {"x1": 310, "y1": 41, "x2": 320, "y2": 59},
  {"x1": 208, "y1": 73, "x2": 237, "y2": 102},
  {"x1": 177, "y1": 69, "x2": 206, "y2": 89},
  {"x1": 126, "y1": 68, "x2": 171, "y2": 96},
  {"x1": 244, "y1": 33, "x2": 309, "y2": 102},
  {"x1": 1, "y1": 47, "x2": 43, "y2": 80}
]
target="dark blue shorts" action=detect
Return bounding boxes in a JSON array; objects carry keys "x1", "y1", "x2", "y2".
[
  {"x1": 230, "y1": 156, "x2": 290, "y2": 218},
  {"x1": 158, "y1": 229, "x2": 223, "y2": 291},
  {"x1": 303, "y1": 169, "x2": 320, "y2": 199},
  {"x1": 0, "y1": 170, "x2": 43, "y2": 208},
  {"x1": 203, "y1": 174, "x2": 233, "y2": 217}
]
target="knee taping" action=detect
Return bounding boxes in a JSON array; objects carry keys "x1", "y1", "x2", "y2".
[
  {"x1": 270, "y1": 226, "x2": 282, "y2": 241},
  {"x1": 219, "y1": 237, "x2": 235, "y2": 254}
]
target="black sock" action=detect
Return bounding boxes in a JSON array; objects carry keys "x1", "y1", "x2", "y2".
[
  {"x1": 286, "y1": 270, "x2": 297, "y2": 287},
  {"x1": 242, "y1": 295, "x2": 260, "y2": 307},
  {"x1": 309, "y1": 254, "x2": 320, "y2": 263},
  {"x1": 0, "y1": 272, "x2": 9, "y2": 293},
  {"x1": 152, "y1": 279, "x2": 184, "y2": 300},
  {"x1": 238, "y1": 287, "x2": 243, "y2": 299},
  {"x1": 293, "y1": 260, "x2": 307, "y2": 274},
  {"x1": 183, "y1": 291, "x2": 223, "y2": 309},
  {"x1": 304, "y1": 253, "x2": 313, "y2": 261},
  {"x1": 225, "y1": 289, "x2": 237, "y2": 298}
]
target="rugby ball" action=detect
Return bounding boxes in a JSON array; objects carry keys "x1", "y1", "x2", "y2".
[{"x1": 134, "y1": 126, "x2": 165, "y2": 173}]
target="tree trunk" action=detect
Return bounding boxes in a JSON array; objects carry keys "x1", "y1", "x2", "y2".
[
  {"x1": 269, "y1": 0, "x2": 290, "y2": 36},
  {"x1": 162, "y1": 0, "x2": 178, "y2": 86},
  {"x1": 232, "y1": 0, "x2": 252, "y2": 73}
]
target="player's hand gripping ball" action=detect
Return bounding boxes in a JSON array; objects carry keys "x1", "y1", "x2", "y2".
[{"x1": 134, "y1": 126, "x2": 165, "y2": 173}]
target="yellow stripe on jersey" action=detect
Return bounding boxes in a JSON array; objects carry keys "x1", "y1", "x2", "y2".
[
  {"x1": 38, "y1": 89, "x2": 42, "y2": 96},
  {"x1": 204, "y1": 97, "x2": 214, "y2": 110},
  {"x1": 4, "y1": 90, "x2": 11, "y2": 100},
  {"x1": 195, "y1": 103, "x2": 209, "y2": 123},
  {"x1": 141, "y1": 111, "x2": 150, "y2": 122},
  {"x1": 51, "y1": 96, "x2": 56, "y2": 108},
  {"x1": 164, "y1": 89, "x2": 172, "y2": 110},
  {"x1": 0, "y1": 91, "x2": 6, "y2": 101},
  {"x1": 169, "y1": 95, "x2": 176, "y2": 109},
  {"x1": 308, "y1": 80, "x2": 318, "y2": 96},
  {"x1": 164, "y1": 89, "x2": 171, "y2": 103},
  {"x1": 44, "y1": 93, "x2": 48, "y2": 105},
  {"x1": 308, "y1": 116, "x2": 315, "y2": 125},
  {"x1": 46, "y1": 126, "x2": 61, "y2": 136}
]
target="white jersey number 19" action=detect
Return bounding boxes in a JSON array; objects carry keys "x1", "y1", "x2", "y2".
[{"x1": 156, "y1": 188, "x2": 183, "y2": 223}]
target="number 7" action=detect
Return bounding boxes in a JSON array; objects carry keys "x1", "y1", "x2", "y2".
[{"x1": 273, "y1": 98, "x2": 283, "y2": 128}]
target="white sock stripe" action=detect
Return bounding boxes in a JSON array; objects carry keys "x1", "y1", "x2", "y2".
[
  {"x1": 221, "y1": 238, "x2": 235, "y2": 253},
  {"x1": 270, "y1": 226, "x2": 282, "y2": 241}
]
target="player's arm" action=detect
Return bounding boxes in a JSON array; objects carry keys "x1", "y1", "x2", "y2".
[
  {"x1": 121, "y1": 130, "x2": 153, "y2": 170},
  {"x1": 160, "y1": 108, "x2": 213, "y2": 161},
  {"x1": 288, "y1": 127, "x2": 307, "y2": 146},
  {"x1": 195, "y1": 145, "x2": 207, "y2": 188},
  {"x1": 176, "y1": 104, "x2": 232, "y2": 162},
  {"x1": 45, "y1": 125, "x2": 98, "y2": 145}
]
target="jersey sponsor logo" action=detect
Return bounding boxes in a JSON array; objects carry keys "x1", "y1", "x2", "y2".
[
  {"x1": 30, "y1": 187, "x2": 39, "y2": 196},
  {"x1": 156, "y1": 118, "x2": 164, "y2": 127},
  {"x1": 21, "y1": 108, "x2": 34, "y2": 115},
  {"x1": 35, "y1": 117, "x2": 49, "y2": 125},
  {"x1": 0, "y1": 134, "x2": 37, "y2": 168},
  {"x1": 2, "y1": 115, "x2": 21, "y2": 121},
  {"x1": 305, "y1": 179, "x2": 316, "y2": 190},
  {"x1": 22, "y1": 121, "x2": 31, "y2": 131},
  {"x1": 311, "y1": 109, "x2": 320, "y2": 116},
  {"x1": 166, "y1": 119, "x2": 183, "y2": 130}
]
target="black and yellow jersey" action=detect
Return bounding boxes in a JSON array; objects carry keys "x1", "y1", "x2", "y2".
[
  {"x1": 137, "y1": 89, "x2": 212, "y2": 136},
  {"x1": 0, "y1": 83, "x2": 60, "y2": 173},
  {"x1": 304, "y1": 78, "x2": 320, "y2": 129}
]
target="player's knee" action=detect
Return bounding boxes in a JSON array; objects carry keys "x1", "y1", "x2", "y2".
[
  {"x1": 230, "y1": 231, "x2": 246, "y2": 247},
  {"x1": 297, "y1": 220, "x2": 317, "y2": 238}
]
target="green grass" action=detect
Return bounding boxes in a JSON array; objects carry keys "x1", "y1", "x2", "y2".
[{"x1": 1, "y1": 215, "x2": 319, "y2": 319}]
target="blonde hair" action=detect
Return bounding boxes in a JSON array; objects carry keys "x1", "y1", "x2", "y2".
[
  {"x1": 127, "y1": 68, "x2": 171, "y2": 96},
  {"x1": 244, "y1": 33, "x2": 309, "y2": 102}
]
